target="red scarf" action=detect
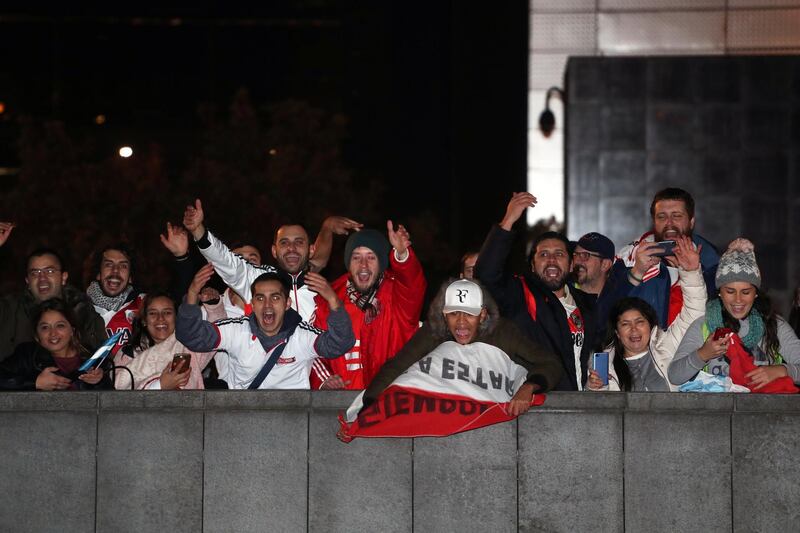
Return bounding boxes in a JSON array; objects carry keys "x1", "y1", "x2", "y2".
[{"x1": 722, "y1": 330, "x2": 799, "y2": 393}]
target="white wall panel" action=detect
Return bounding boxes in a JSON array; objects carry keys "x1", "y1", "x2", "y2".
[
  {"x1": 526, "y1": 168, "x2": 565, "y2": 224},
  {"x1": 600, "y1": 0, "x2": 725, "y2": 10},
  {"x1": 728, "y1": 9, "x2": 800, "y2": 49},
  {"x1": 729, "y1": 0, "x2": 800, "y2": 7},
  {"x1": 531, "y1": 0, "x2": 597, "y2": 12},
  {"x1": 529, "y1": 53, "x2": 573, "y2": 90},
  {"x1": 531, "y1": 13, "x2": 597, "y2": 51},
  {"x1": 598, "y1": 11, "x2": 725, "y2": 54}
]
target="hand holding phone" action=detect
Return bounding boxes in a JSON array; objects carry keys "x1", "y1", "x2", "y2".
[
  {"x1": 171, "y1": 353, "x2": 191, "y2": 373},
  {"x1": 592, "y1": 352, "x2": 609, "y2": 386}
]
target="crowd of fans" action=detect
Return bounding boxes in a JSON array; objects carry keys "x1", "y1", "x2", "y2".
[{"x1": 0, "y1": 186, "x2": 798, "y2": 397}]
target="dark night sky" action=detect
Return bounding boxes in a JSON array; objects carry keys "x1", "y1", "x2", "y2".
[{"x1": 0, "y1": 2, "x2": 529, "y2": 287}]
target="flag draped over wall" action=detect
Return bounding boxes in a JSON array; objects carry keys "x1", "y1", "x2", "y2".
[{"x1": 339, "y1": 341, "x2": 546, "y2": 441}]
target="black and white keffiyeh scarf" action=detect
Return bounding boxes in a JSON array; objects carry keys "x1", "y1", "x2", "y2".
[{"x1": 86, "y1": 281, "x2": 134, "y2": 312}]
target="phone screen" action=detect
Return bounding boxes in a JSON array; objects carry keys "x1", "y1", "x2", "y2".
[
  {"x1": 651, "y1": 240, "x2": 676, "y2": 258},
  {"x1": 593, "y1": 352, "x2": 609, "y2": 386}
]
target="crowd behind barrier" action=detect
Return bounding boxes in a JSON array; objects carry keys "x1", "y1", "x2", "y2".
[{"x1": 1, "y1": 186, "x2": 799, "y2": 404}]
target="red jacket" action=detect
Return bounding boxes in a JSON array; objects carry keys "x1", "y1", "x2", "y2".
[{"x1": 311, "y1": 248, "x2": 426, "y2": 390}]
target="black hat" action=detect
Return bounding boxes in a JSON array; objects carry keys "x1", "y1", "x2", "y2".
[
  {"x1": 344, "y1": 229, "x2": 390, "y2": 273},
  {"x1": 576, "y1": 232, "x2": 615, "y2": 260}
]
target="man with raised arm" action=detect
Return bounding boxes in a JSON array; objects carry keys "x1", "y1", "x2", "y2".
[
  {"x1": 475, "y1": 192, "x2": 599, "y2": 391},
  {"x1": 310, "y1": 222, "x2": 426, "y2": 390},
  {"x1": 182, "y1": 199, "x2": 361, "y2": 322},
  {"x1": 176, "y1": 270, "x2": 355, "y2": 390}
]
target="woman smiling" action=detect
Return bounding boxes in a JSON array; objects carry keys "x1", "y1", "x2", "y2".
[{"x1": 669, "y1": 239, "x2": 800, "y2": 390}]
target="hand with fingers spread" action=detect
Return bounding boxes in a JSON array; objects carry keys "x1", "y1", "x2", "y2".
[
  {"x1": 78, "y1": 367, "x2": 104, "y2": 386},
  {"x1": 672, "y1": 235, "x2": 701, "y2": 272},
  {"x1": 305, "y1": 272, "x2": 341, "y2": 310},
  {"x1": 183, "y1": 199, "x2": 206, "y2": 240},
  {"x1": 320, "y1": 374, "x2": 352, "y2": 390},
  {"x1": 323, "y1": 216, "x2": 363, "y2": 236},
  {"x1": 387, "y1": 220, "x2": 411, "y2": 260},
  {"x1": 745, "y1": 365, "x2": 788, "y2": 390},
  {"x1": 159, "y1": 222, "x2": 190, "y2": 257},
  {"x1": 160, "y1": 359, "x2": 190, "y2": 390},
  {"x1": 0, "y1": 221, "x2": 14, "y2": 247},
  {"x1": 35, "y1": 367, "x2": 73, "y2": 391},
  {"x1": 187, "y1": 263, "x2": 216, "y2": 305},
  {"x1": 500, "y1": 192, "x2": 537, "y2": 231}
]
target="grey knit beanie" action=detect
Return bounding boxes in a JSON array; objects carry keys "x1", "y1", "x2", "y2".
[
  {"x1": 344, "y1": 229, "x2": 390, "y2": 274},
  {"x1": 715, "y1": 238, "x2": 761, "y2": 289}
]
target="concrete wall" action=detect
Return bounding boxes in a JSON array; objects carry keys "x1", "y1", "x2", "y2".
[{"x1": 1, "y1": 391, "x2": 799, "y2": 532}]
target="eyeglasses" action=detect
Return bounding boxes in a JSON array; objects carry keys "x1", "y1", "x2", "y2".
[
  {"x1": 573, "y1": 251, "x2": 603, "y2": 261},
  {"x1": 28, "y1": 267, "x2": 61, "y2": 277}
]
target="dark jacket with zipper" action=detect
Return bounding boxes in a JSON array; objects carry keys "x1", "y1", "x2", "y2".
[{"x1": 476, "y1": 224, "x2": 599, "y2": 391}]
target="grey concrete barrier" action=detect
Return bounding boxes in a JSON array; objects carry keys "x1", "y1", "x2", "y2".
[{"x1": 0, "y1": 391, "x2": 798, "y2": 532}]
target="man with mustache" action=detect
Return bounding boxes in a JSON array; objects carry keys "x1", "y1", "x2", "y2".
[
  {"x1": 309, "y1": 223, "x2": 426, "y2": 390},
  {"x1": 0, "y1": 243, "x2": 106, "y2": 360},
  {"x1": 182, "y1": 199, "x2": 362, "y2": 322},
  {"x1": 597, "y1": 187, "x2": 720, "y2": 330},
  {"x1": 570, "y1": 232, "x2": 615, "y2": 297},
  {"x1": 86, "y1": 244, "x2": 146, "y2": 359},
  {"x1": 475, "y1": 192, "x2": 598, "y2": 391}
]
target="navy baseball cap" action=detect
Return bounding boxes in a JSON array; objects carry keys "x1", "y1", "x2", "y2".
[{"x1": 575, "y1": 232, "x2": 615, "y2": 260}]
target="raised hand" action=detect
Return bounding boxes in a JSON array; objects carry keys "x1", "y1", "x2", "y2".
[
  {"x1": 323, "y1": 216, "x2": 363, "y2": 236},
  {"x1": 672, "y1": 235, "x2": 700, "y2": 272},
  {"x1": 305, "y1": 272, "x2": 341, "y2": 309},
  {"x1": 159, "y1": 222, "x2": 190, "y2": 257},
  {"x1": 0, "y1": 222, "x2": 14, "y2": 247},
  {"x1": 500, "y1": 192, "x2": 537, "y2": 231},
  {"x1": 187, "y1": 263, "x2": 216, "y2": 305},
  {"x1": 387, "y1": 220, "x2": 411, "y2": 260},
  {"x1": 183, "y1": 199, "x2": 206, "y2": 240},
  {"x1": 630, "y1": 241, "x2": 662, "y2": 281}
]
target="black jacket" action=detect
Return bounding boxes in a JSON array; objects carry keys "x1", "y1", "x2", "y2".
[
  {"x1": 476, "y1": 225, "x2": 599, "y2": 391},
  {"x1": 0, "y1": 285, "x2": 107, "y2": 362},
  {"x1": 0, "y1": 341, "x2": 112, "y2": 391}
]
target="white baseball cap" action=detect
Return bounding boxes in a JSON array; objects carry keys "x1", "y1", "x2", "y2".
[{"x1": 442, "y1": 279, "x2": 483, "y2": 316}]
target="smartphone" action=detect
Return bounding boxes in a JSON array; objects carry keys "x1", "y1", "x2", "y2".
[
  {"x1": 593, "y1": 352, "x2": 609, "y2": 386},
  {"x1": 651, "y1": 240, "x2": 676, "y2": 258},
  {"x1": 171, "y1": 353, "x2": 191, "y2": 373},
  {"x1": 712, "y1": 328, "x2": 733, "y2": 341}
]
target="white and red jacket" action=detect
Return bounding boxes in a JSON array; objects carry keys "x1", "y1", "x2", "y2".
[{"x1": 196, "y1": 230, "x2": 316, "y2": 322}]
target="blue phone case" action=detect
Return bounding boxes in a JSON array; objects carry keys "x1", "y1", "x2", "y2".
[{"x1": 593, "y1": 352, "x2": 609, "y2": 386}]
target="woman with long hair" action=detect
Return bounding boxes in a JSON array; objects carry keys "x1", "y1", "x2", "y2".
[
  {"x1": 115, "y1": 267, "x2": 225, "y2": 390},
  {"x1": 0, "y1": 298, "x2": 111, "y2": 390},
  {"x1": 669, "y1": 239, "x2": 800, "y2": 389},
  {"x1": 587, "y1": 235, "x2": 706, "y2": 391}
]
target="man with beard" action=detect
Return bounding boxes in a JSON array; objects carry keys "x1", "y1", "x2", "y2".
[
  {"x1": 310, "y1": 224, "x2": 426, "y2": 390},
  {"x1": 475, "y1": 192, "x2": 598, "y2": 391},
  {"x1": 597, "y1": 187, "x2": 719, "y2": 330},
  {"x1": 0, "y1": 246, "x2": 106, "y2": 360},
  {"x1": 571, "y1": 232, "x2": 615, "y2": 297},
  {"x1": 87, "y1": 244, "x2": 146, "y2": 358},
  {"x1": 182, "y1": 199, "x2": 362, "y2": 322}
]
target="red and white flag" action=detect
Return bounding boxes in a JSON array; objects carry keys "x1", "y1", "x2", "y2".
[{"x1": 338, "y1": 341, "x2": 546, "y2": 441}]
